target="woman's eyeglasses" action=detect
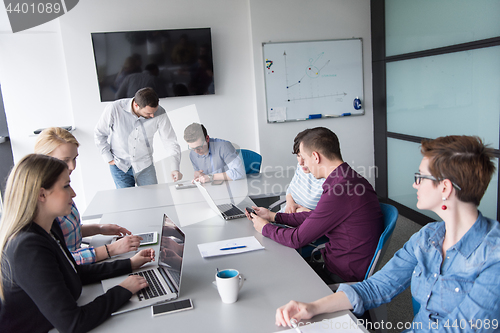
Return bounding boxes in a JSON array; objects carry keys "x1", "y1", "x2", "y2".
[{"x1": 414, "y1": 172, "x2": 461, "y2": 191}]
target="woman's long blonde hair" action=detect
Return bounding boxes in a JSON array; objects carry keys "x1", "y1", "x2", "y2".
[
  {"x1": 0, "y1": 154, "x2": 67, "y2": 300},
  {"x1": 34, "y1": 127, "x2": 79, "y2": 155}
]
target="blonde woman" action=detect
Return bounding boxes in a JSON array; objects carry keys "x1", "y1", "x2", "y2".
[
  {"x1": 0, "y1": 154, "x2": 154, "y2": 332},
  {"x1": 35, "y1": 127, "x2": 142, "y2": 264}
]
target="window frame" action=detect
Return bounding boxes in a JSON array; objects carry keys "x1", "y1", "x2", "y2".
[{"x1": 371, "y1": 0, "x2": 500, "y2": 225}]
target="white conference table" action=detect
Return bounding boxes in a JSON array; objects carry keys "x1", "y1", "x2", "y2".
[
  {"x1": 82, "y1": 170, "x2": 294, "y2": 220},
  {"x1": 76, "y1": 200, "x2": 368, "y2": 333}
]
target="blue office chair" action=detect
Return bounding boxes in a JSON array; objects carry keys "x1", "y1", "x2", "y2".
[
  {"x1": 237, "y1": 149, "x2": 262, "y2": 174},
  {"x1": 320, "y1": 203, "x2": 398, "y2": 333},
  {"x1": 310, "y1": 203, "x2": 398, "y2": 279},
  {"x1": 298, "y1": 236, "x2": 329, "y2": 258},
  {"x1": 412, "y1": 296, "x2": 420, "y2": 316},
  {"x1": 363, "y1": 203, "x2": 398, "y2": 279}
]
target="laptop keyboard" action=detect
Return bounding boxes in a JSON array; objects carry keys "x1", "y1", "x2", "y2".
[
  {"x1": 218, "y1": 203, "x2": 244, "y2": 217},
  {"x1": 132, "y1": 269, "x2": 167, "y2": 301}
]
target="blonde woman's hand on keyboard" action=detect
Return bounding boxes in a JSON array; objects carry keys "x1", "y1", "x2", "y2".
[{"x1": 119, "y1": 275, "x2": 149, "y2": 294}]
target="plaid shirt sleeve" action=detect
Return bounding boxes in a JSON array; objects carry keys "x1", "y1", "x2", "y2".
[{"x1": 55, "y1": 202, "x2": 96, "y2": 265}]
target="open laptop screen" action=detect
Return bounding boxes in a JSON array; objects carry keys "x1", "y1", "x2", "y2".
[{"x1": 159, "y1": 214, "x2": 185, "y2": 272}]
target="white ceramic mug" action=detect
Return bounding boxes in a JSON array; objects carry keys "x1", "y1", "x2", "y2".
[{"x1": 215, "y1": 269, "x2": 244, "y2": 304}]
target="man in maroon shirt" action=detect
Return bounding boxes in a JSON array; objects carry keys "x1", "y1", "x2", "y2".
[{"x1": 247, "y1": 127, "x2": 383, "y2": 283}]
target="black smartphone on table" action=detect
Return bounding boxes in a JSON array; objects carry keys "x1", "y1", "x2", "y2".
[
  {"x1": 152, "y1": 299, "x2": 193, "y2": 317},
  {"x1": 175, "y1": 183, "x2": 197, "y2": 190}
]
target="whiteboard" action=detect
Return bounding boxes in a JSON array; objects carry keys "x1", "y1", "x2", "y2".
[{"x1": 263, "y1": 38, "x2": 364, "y2": 123}]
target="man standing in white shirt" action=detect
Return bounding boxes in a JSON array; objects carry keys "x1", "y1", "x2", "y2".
[{"x1": 95, "y1": 87, "x2": 182, "y2": 188}]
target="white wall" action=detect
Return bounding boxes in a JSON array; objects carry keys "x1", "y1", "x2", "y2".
[
  {"x1": 0, "y1": 0, "x2": 374, "y2": 213},
  {"x1": 249, "y1": 0, "x2": 375, "y2": 184},
  {"x1": 57, "y1": 0, "x2": 258, "y2": 208},
  {"x1": 0, "y1": 15, "x2": 86, "y2": 209}
]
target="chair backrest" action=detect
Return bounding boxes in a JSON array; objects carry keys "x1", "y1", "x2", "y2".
[
  {"x1": 237, "y1": 149, "x2": 262, "y2": 174},
  {"x1": 364, "y1": 203, "x2": 398, "y2": 280},
  {"x1": 412, "y1": 296, "x2": 421, "y2": 316}
]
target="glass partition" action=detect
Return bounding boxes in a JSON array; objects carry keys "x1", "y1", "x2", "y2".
[
  {"x1": 388, "y1": 138, "x2": 498, "y2": 220},
  {"x1": 386, "y1": 0, "x2": 500, "y2": 56},
  {"x1": 387, "y1": 46, "x2": 500, "y2": 149}
]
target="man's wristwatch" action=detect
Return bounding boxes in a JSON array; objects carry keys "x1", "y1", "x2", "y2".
[{"x1": 208, "y1": 174, "x2": 213, "y2": 182}]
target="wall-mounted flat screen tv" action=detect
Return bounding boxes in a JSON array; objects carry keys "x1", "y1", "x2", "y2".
[{"x1": 91, "y1": 27, "x2": 214, "y2": 102}]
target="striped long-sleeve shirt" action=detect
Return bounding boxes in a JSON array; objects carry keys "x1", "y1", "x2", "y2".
[
  {"x1": 280, "y1": 163, "x2": 325, "y2": 212},
  {"x1": 56, "y1": 202, "x2": 96, "y2": 265}
]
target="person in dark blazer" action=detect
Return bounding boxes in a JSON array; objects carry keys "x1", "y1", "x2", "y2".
[{"x1": 0, "y1": 154, "x2": 155, "y2": 333}]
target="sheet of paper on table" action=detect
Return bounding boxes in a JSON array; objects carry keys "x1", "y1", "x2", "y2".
[
  {"x1": 273, "y1": 314, "x2": 364, "y2": 333},
  {"x1": 197, "y1": 236, "x2": 264, "y2": 258}
]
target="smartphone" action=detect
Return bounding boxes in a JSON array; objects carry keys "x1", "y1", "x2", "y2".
[
  {"x1": 212, "y1": 179, "x2": 224, "y2": 185},
  {"x1": 152, "y1": 299, "x2": 193, "y2": 317},
  {"x1": 175, "y1": 183, "x2": 197, "y2": 190},
  {"x1": 245, "y1": 207, "x2": 255, "y2": 217},
  {"x1": 135, "y1": 232, "x2": 158, "y2": 246},
  {"x1": 112, "y1": 231, "x2": 158, "y2": 246}
]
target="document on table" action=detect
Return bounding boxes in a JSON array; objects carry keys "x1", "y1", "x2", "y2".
[
  {"x1": 273, "y1": 314, "x2": 365, "y2": 333},
  {"x1": 197, "y1": 236, "x2": 264, "y2": 258}
]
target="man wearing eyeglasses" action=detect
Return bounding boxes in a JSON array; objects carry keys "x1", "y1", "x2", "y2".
[{"x1": 183, "y1": 123, "x2": 245, "y2": 183}]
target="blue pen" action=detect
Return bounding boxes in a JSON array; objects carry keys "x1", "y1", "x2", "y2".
[
  {"x1": 341, "y1": 112, "x2": 351, "y2": 116},
  {"x1": 220, "y1": 245, "x2": 247, "y2": 251}
]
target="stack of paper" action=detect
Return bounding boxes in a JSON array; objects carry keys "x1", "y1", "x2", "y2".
[{"x1": 197, "y1": 236, "x2": 264, "y2": 258}]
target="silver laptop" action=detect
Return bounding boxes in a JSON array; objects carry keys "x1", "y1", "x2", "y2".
[
  {"x1": 101, "y1": 214, "x2": 185, "y2": 315},
  {"x1": 194, "y1": 181, "x2": 246, "y2": 220}
]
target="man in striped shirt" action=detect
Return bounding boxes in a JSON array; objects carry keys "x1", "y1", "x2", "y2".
[{"x1": 280, "y1": 131, "x2": 325, "y2": 213}]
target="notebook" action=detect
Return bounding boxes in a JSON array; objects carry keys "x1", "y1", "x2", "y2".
[
  {"x1": 101, "y1": 214, "x2": 185, "y2": 315},
  {"x1": 194, "y1": 181, "x2": 246, "y2": 220}
]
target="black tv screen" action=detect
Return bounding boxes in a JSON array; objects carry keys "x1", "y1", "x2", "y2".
[{"x1": 91, "y1": 28, "x2": 214, "y2": 102}]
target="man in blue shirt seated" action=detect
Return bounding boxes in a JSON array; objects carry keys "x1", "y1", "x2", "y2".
[{"x1": 183, "y1": 123, "x2": 245, "y2": 183}]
